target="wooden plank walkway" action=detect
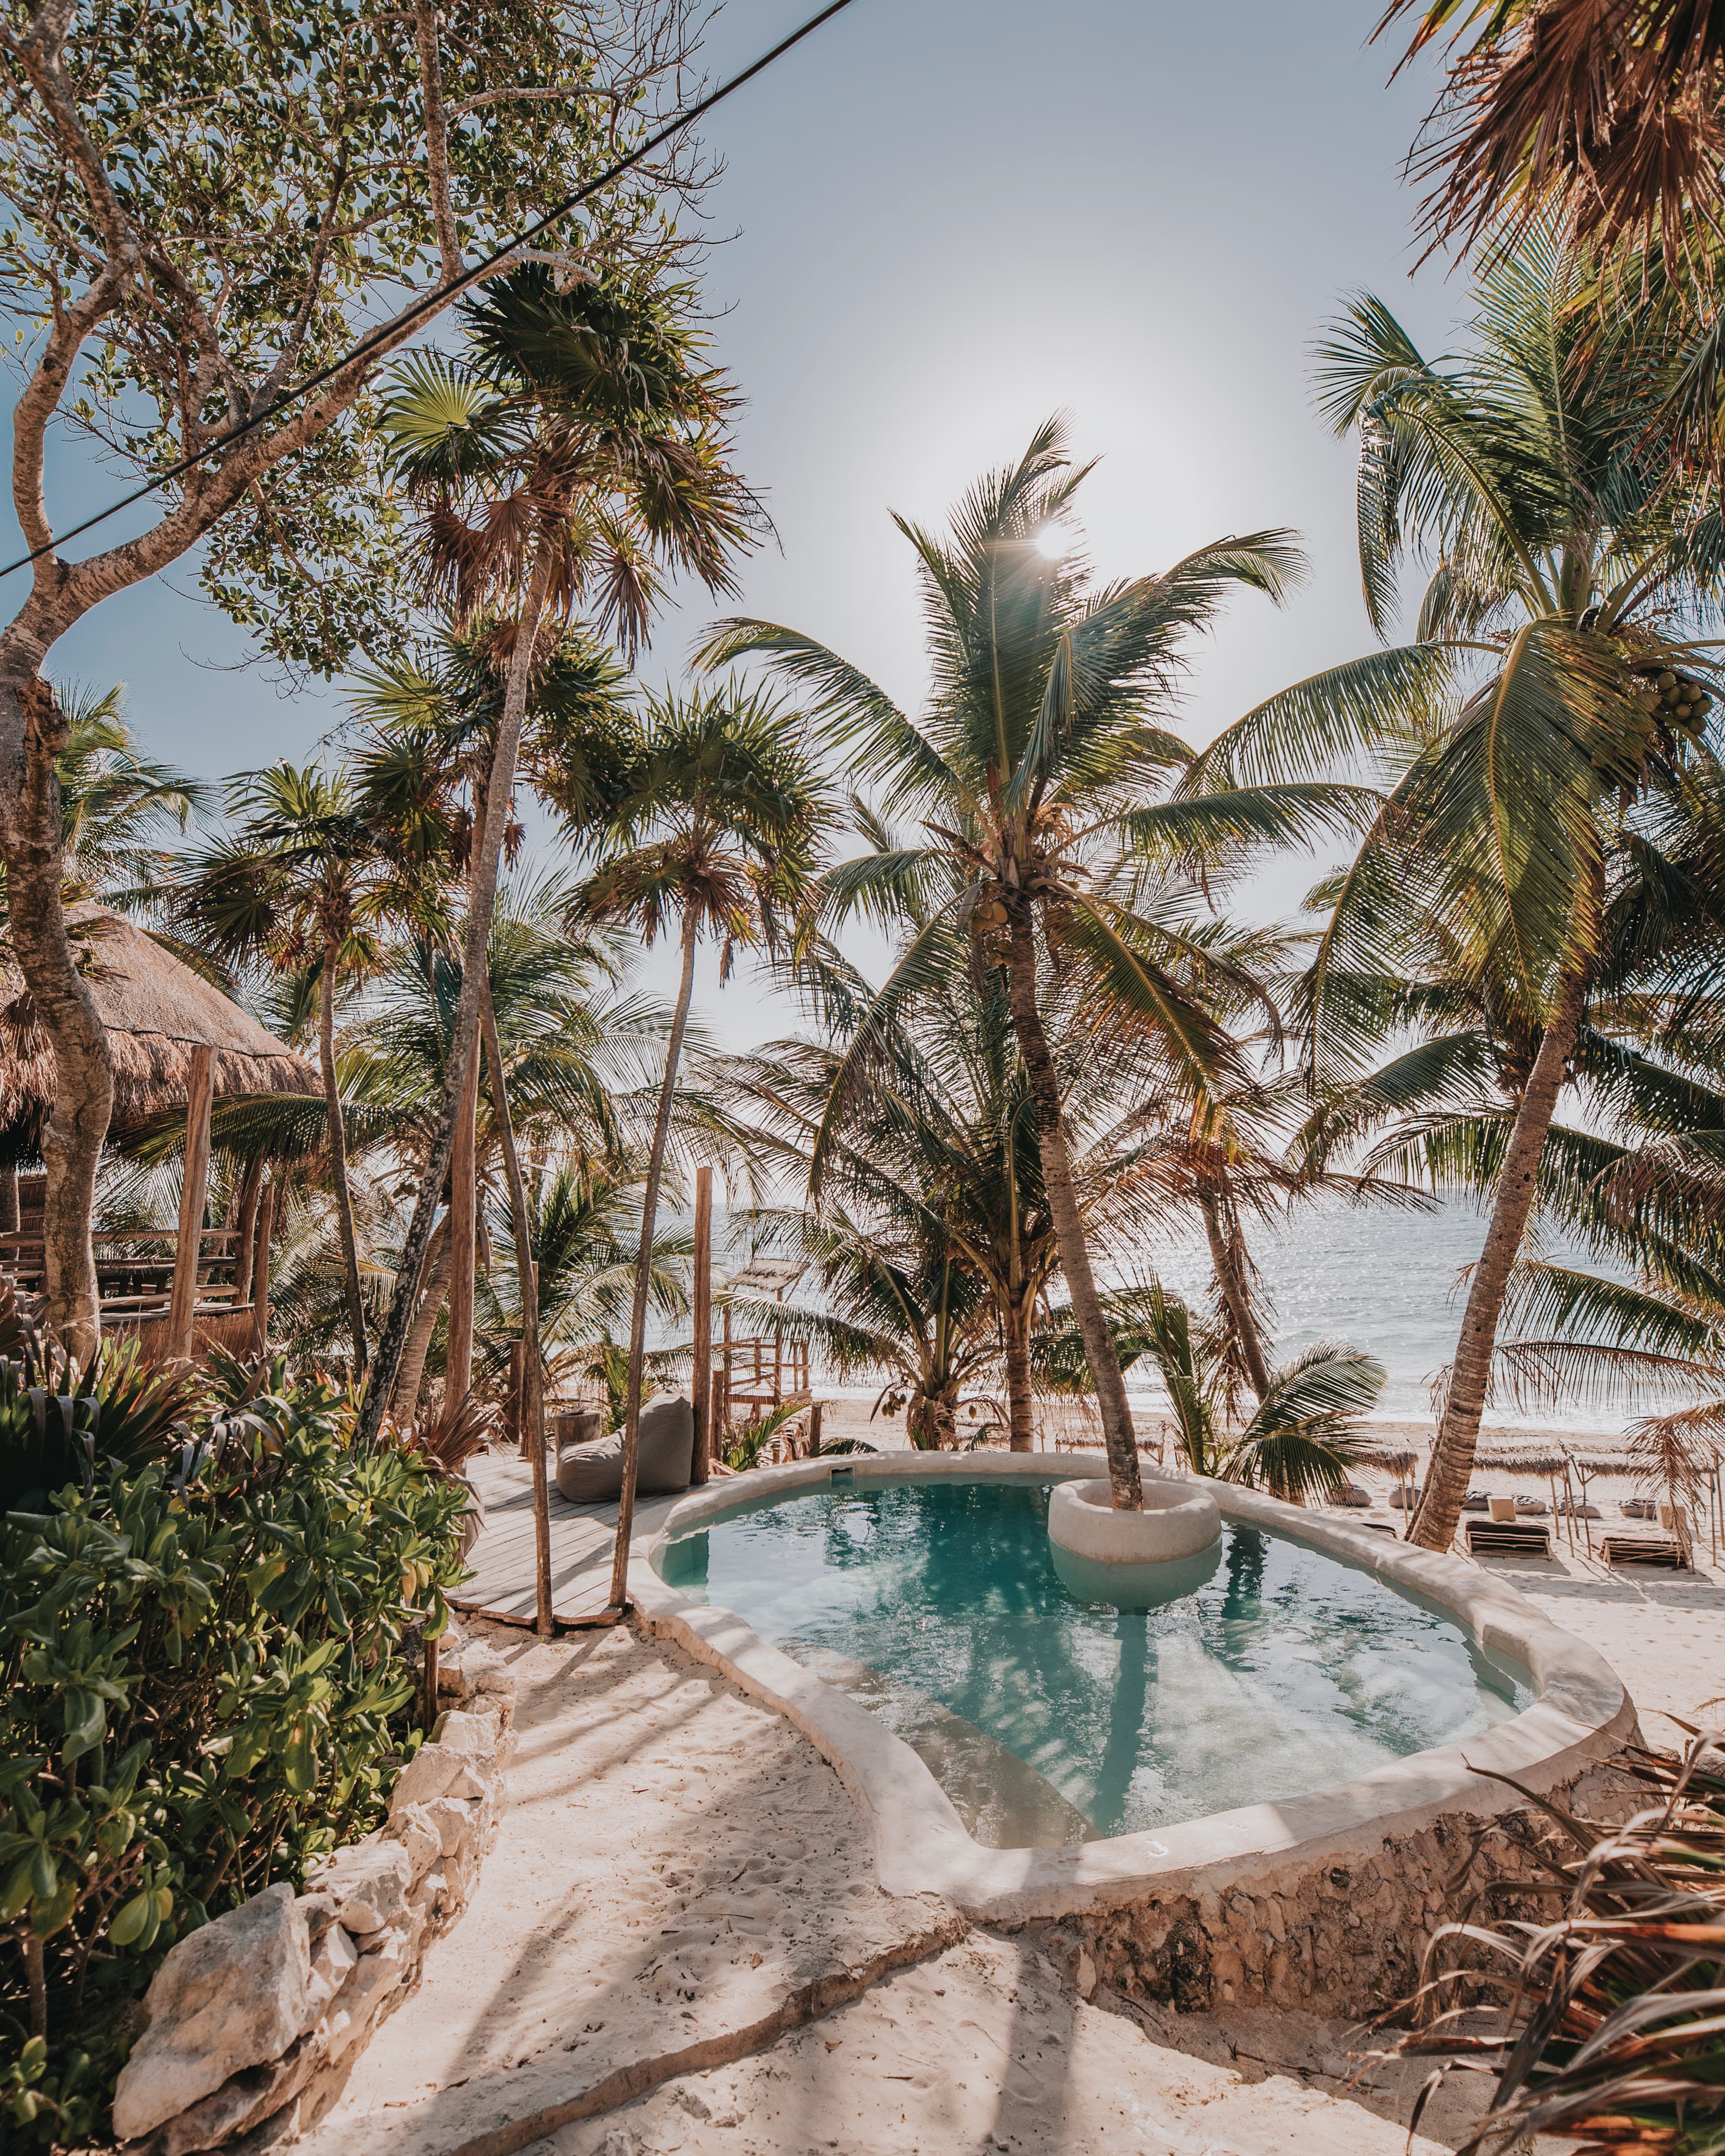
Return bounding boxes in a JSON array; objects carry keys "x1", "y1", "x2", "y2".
[{"x1": 454, "y1": 1453, "x2": 683, "y2": 1624}]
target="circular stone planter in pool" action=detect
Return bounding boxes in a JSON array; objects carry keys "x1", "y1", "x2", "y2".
[{"x1": 1046, "y1": 1475, "x2": 1222, "y2": 1609}]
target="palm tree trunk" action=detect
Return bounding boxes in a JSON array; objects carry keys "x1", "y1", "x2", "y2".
[
  {"x1": 1003, "y1": 1305, "x2": 1035, "y2": 1451},
  {"x1": 481, "y1": 978, "x2": 552, "y2": 1638},
  {"x1": 1201, "y1": 1192, "x2": 1272, "y2": 1401},
  {"x1": 1004, "y1": 904, "x2": 1143, "y2": 1509},
  {"x1": 607, "y1": 908, "x2": 699, "y2": 1610},
  {"x1": 1409, "y1": 968, "x2": 1586, "y2": 1553},
  {"x1": 357, "y1": 533, "x2": 557, "y2": 1447},
  {"x1": 231, "y1": 1153, "x2": 265, "y2": 1306},
  {"x1": 445, "y1": 1052, "x2": 478, "y2": 1399},
  {"x1": 319, "y1": 944, "x2": 368, "y2": 1378},
  {"x1": 392, "y1": 1214, "x2": 451, "y2": 1426}
]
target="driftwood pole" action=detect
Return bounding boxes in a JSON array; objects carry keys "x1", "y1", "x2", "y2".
[
  {"x1": 251, "y1": 1179, "x2": 275, "y2": 1355},
  {"x1": 691, "y1": 1166, "x2": 712, "y2": 1486},
  {"x1": 167, "y1": 1047, "x2": 215, "y2": 1362}
]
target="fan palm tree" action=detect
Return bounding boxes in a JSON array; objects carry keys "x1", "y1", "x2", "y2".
[
  {"x1": 357, "y1": 262, "x2": 755, "y2": 1454},
  {"x1": 166, "y1": 763, "x2": 435, "y2": 1374},
  {"x1": 1194, "y1": 226, "x2": 1725, "y2": 1549},
  {"x1": 577, "y1": 681, "x2": 832, "y2": 1606},
  {"x1": 697, "y1": 420, "x2": 1361, "y2": 1511}
]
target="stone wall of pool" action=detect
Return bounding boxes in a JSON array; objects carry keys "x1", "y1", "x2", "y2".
[{"x1": 632, "y1": 1455, "x2": 1639, "y2": 2016}]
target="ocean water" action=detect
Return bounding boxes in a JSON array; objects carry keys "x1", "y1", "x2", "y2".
[
  {"x1": 655, "y1": 1479, "x2": 1529, "y2": 1846},
  {"x1": 704, "y1": 1195, "x2": 1638, "y2": 1435}
]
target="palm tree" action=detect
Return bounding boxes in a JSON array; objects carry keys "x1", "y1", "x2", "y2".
[
  {"x1": 1377, "y1": 0, "x2": 1725, "y2": 252},
  {"x1": 46, "y1": 683, "x2": 203, "y2": 911},
  {"x1": 730, "y1": 1201, "x2": 1000, "y2": 1451},
  {"x1": 577, "y1": 681, "x2": 832, "y2": 1606},
  {"x1": 1036, "y1": 1280, "x2": 1386, "y2": 1504},
  {"x1": 697, "y1": 420, "x2": 1353, "y2": 1511},
  {"x1": 167, "y1": 763, "x2": 433, "y2": 1374},
  {"x1": 357, "y1": 262, "x2": 755, "y2": 1453},
  {"x1": 1194, "y1": 227, "x2": 1724, "y2": 1549},
  {"x1": 720, "y1": 931, "x2": 1179, "y2": 1450}
]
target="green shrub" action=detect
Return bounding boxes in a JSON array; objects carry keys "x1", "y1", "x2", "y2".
[{"x1": 0, "y1": 1349, "x2": 468, "y2": 2145}]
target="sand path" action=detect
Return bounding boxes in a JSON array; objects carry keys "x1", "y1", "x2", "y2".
[{"x1": 299, "y1": 1624, "x2": 1500, "y2": 2156}]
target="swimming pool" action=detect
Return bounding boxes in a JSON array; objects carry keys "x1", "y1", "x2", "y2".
[{"x1": 653, "y1": 1476, "x2": 1532, "y2": 1849}]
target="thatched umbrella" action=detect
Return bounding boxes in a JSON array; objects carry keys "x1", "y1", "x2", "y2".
[{"x1": 0, "y1": 905, "x2": 317, "y2": 1161}]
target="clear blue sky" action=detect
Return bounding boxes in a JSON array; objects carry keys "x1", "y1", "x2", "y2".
[{"x1": 4, "y1": 0, "x2": 1462, "y2": 1044}]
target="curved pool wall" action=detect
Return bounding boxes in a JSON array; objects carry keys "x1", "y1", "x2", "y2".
[{"x1": 630, "y1": 1455, "x2": 1636, "y2": 2013}]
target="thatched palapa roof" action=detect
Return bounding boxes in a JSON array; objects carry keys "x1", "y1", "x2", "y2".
[{"x1": 0, "y1": 905, "x2": 318, "y2": 1155}]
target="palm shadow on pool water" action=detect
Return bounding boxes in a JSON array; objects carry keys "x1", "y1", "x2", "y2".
[{"x1": 655, "y1": 1481, "x2": 1531, "y2": 1849}]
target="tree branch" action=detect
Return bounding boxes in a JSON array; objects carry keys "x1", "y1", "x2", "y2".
[{"x1": 413, "y1": 0, "x2": 462, "y2": 285}]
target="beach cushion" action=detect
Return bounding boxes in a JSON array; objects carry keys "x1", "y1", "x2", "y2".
[{"x1": 555, "y1": 1395, "x2": 694, "y2": 1503}]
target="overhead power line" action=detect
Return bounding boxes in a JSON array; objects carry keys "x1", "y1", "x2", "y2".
[{"x1": 0, "y1": 0, "x2": 861, "y2": 585}]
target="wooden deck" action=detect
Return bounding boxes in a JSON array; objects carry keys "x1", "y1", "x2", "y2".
[{"x1": 455, "y1": 1452, "x2": 684, "y2": 1625}]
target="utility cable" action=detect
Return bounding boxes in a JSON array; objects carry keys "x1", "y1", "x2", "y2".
[{"x1": 0, "y1": 0, "x2": 861, "y2": 583}]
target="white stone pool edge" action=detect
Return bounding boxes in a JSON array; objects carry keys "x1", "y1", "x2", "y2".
[{"x1": 631, "y1": 1454, "x2": 1636, "y2": 1926}]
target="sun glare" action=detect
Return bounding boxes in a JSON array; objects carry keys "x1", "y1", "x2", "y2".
[{"x1": 1032, "y1": 523, "x2": 1071, "y2": 560}]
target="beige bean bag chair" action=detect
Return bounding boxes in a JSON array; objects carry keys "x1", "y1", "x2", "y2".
[{"x1": 555, "y1": 1394, "x2": 694, "y2": 1503}]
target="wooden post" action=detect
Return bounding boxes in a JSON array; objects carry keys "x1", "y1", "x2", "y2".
[
  {"x1": 0, "y1": 1166, "x2": 18, "y2": 1234},
  {"x1": 168, "y1": 1046, "x2": 215, "y2": 1362},
  {"x1": 251, "y1": 1179, "x2": 275, "y2": 1356},
  {"x1": 421, "y1": 1633, "x2": 440, "y2": 1733},
  {"x1": 691, "y1": 1166, "x2": 712, "y2": 1485},
  {"x1": 509, "y1": 1337, "x2": 526, "y2": 1457},
  {"x1": 721, "y1": 1306, "x2": 732, "y2": 1445},
  {"x1": 809, "y1": 1400, "x2": 823, "y2": 1456}
]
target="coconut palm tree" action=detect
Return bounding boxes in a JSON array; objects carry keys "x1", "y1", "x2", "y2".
[
  {"x1": 166, "y1": 763, "x2": 435, "y2": 1375},
  {"x1": 43, "y1": 683, "x2": 204, "y2": 912},
  {"x1": 576, "y1": 681, "x2": 832, "y2": 1604},
  {"x1": 720, "y1": 927, "x2": 1184, "y2": 1450},
  {"x1": 697, "y1": 420, "x2": 1360, "y2": 1512},
  {"x1": 1193, "y1": 226, "x2": 1725, "y2": 1549},
  {"x1": 731, "y1": 1200, "x2": 1000, "y2": 1452},
  {"x1": 1036, "y1": 1279, "x2": 1386, "y2": 1504},
  {"x1": 358, "y1": 262, "x2": 755, "y2": 1454}
]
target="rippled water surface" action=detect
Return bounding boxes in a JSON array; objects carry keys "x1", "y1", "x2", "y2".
[{"x1": 655, "y1": 1479, "x2": 1531, "y2": 1847}]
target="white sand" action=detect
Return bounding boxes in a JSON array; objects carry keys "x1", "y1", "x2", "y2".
[
  {"x1": 302, "y1": 1625, "x2": 1506, "y2": 2156},
  {"x1": 300, "y1": 1422, "x2": 1725, "y2": 2155}
]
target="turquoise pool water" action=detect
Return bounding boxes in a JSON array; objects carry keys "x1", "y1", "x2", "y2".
[{"x1": 654, "y1": 1478, "x2": 1533, "y2": 1849}]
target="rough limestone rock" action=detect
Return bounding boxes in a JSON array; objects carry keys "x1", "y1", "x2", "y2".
[
  {"x1": 459, "y1": 1642, "x2": 511, "y2": 1696},
  {"x1": 322, "y1": 1933, "x2": 411, "y2": 2065},
  {"x1": 421, "y1": 1796, "x2": 473, "y2": 1859},
  {"x1": 386, "y1": 1803, "x2": 442, "y2": 1887},
  {"x1": 306, "y1": 1924, "x2": 359, "y2": 2018},
  {"x1": 387, "y1": 1740, "x2": 464, "y2": 1814},
  {"x1": 112, "y1": 1885, "x2": 313, "y2": 2142},
  {"x1": 429, "y1": 1708, "x2": 501, "y2": 1759},
  {"x1": 304, "y1": 1840, "x2": 412, "y2": 1936}
]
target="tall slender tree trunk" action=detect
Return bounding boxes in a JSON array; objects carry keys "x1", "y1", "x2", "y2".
[
  {"x1": 1409, "y1": 969, "x2": 1586, "y2": 1553},
  {"x1": 231, "y1": 1153, "x2": 265, "y2": 1306},
  {"x1": 358, "y1": 534, "x2": 556, "y2": 1447},
  {"x1": 482, "y1": 978, "x2": 552, "y2": 1637},
  {"x1": 1003, "y1": 904, "x2": 1142, "y2": 1509},
  {"x1": 1, "y1": 679, "x2": 110, "y2": 1363},
  {"x1": 319, "y1": 944, "x2": 368, "y2": 1378},
  {"x1": 1201, "y1": 1191, "x2": 1272, "y2": 1402},
  {"x1": 445, "y1": 1053, "x2": 478, "y2": 1401},
  {"x1": 392, "y1": 1214, "x2": 451, "y2": 1426},
  {"x1": 608, "y1": 910, "x2": 700, "y2": 1609},
  {"x1": 1003, "y1": 1304, "x2": 1034, "y2": 1450}
]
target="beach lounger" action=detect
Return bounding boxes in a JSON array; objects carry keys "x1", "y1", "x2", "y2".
[
  {"x1": 1602, "y1": 1534, "x2": 1688, "y2": 1569},
  {"x1": 1465, "y1": 1518, "x2": 1552, "y2": 1557}
]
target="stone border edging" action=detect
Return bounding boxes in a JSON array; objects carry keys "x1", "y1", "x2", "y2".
[
  {"x1": 110, "y1": 1631, "x2": 516, "y2": 2155},
  {"x1": 632, "y1": 1455, "x2": 1635, "y2": 1926}
]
